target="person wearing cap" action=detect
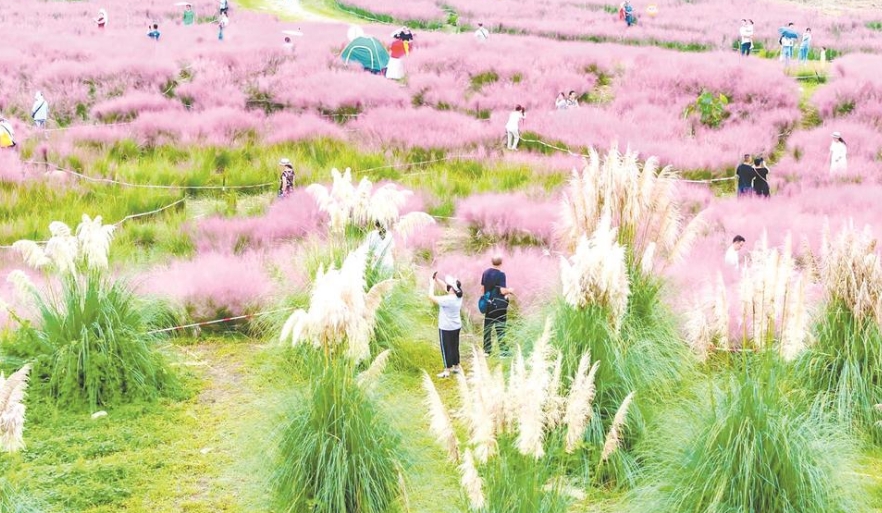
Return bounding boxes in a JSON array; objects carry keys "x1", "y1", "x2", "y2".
[
  {"x1": 475, "y1": 23, "x2": 489, "y2": 41},
  {"x1": 829, "y1": 131, "x2": 847, "y2": 174},
  {"x1": 481, "y1": 254, "x2": 514, "y2": 355},
  {"x1": 31, "y1": 91, "x2": 49, "y2": 129},
  {"x1": 278, "y1": 158, "x2": 295, "y2": 197},
  {"x1": 183, "y1": 4, "x2": 195, "y2": 26},
  {"x1": 428, "y1": 271, "x2": 463, "y2": 378},
  {"x1": 0, "y1": 117, "x2": 16, "y2": 149}
]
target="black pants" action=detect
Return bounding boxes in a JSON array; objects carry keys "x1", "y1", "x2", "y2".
[
  {"x1": 483, "y1": 310, "x2": 507, "y2": 354},
  {"x1": 439, "y1": 329, "x2": 461, "y2": 368}
]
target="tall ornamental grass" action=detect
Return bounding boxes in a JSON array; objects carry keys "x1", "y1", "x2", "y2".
[
  {"x1": 271, "y1": 357, "x2": 402, "y2": 513},
  {"x1": 7, "y1": 216, "x2": 177, "y2": 409},
  {"x1": 796, "y1": 224, "x2": 882, "y2": 438},
  {"x1": 636, "y1": 353, "x2": 864, "y2": 513}
]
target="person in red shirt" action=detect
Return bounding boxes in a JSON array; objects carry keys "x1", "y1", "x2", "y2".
[{"x1": 386, "y1": 34, "x2": 408, "y2": 80}]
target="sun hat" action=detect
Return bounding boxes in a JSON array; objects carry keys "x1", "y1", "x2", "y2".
[
  {"x1": 444, "y1": 275, "x2": 461, "y2": 292},
  {"x1": 831, "y1": 131, "x2": 841, "y2": 138},
  {"x1": 279, "y1": 158, "x2": 291, "y2": 166}
]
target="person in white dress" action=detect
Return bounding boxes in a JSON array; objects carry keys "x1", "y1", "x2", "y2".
[
  {"x1": 31, "y1": 91, "x2": 49, "y2": 129},
  {"x1": 474, "y1": 23, "x2": 489, "y2": 41},
  {"x1": 505, "y1": 105, "x2": 526, "y2": 150},
  {"x1": 829, "y1": 131, "x2": 847, "y2": 174}
]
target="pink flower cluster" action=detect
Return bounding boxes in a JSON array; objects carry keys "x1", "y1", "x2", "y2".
[{"x1": 456, "y1": 192, "x2": 559, "y2": 246}]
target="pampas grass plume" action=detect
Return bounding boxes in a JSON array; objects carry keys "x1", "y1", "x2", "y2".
[
  {"x1": 422, "y1": 371, "x2": 460, "y2": 462},
  {"x1": 357, "y1": 349, "x2": 392, "y2": 390},
  {"x1": 0, "y1": 364, "x2": 31, "y2": 453},
  {"x1": 601, "y1": 391, "x2": 635, "y2": 462},
  {"x1": 460, "y1": 448, "x2": 485, "y2": 510},
  {"x1": 564, "y1": 354, "x2": 600, "y2": 453}
]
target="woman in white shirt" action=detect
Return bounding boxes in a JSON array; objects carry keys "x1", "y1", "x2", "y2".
[
  {"x1": 505, "y1": 105, "x2": 526, "y2": 150},
  {"x1": 829, "y1": 131, "x2": 847, "y2": 174},
  {"x1": 427, "y1": 272, "x2": 463, "y2": 378}
]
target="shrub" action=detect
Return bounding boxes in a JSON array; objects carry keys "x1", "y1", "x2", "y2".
[
  {"x1": 636, "y1": 353, "x2": 864, "y2": 513},
  {"x1": 271, "y1": 358, "x2": 403, "y2": 513},
  {"x1": 683, "y1": 90, "x2": 730, "y2": 129}
]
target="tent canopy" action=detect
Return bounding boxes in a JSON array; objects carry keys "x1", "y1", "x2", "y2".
[{"x1": 341, "y1": 36, "x2": 390, "y2": 72}]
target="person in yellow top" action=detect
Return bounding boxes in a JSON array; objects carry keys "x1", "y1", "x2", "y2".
[{"x1": 0, "y1": 117, "x2": 15, "y2": 148}]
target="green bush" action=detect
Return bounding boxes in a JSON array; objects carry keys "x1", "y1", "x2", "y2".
[
  {"x1": 271, "y1": 358, "x2": 403, "y2": 513},
  {"x1": 8, "y1": 271, "x2": 179, "y2": 409},
  {"x1": 636, "y1": 353, "x2": 863, "y2": 513},
  {"x1": 683, "y1": 90, "x2": 730, "y2": 128},
  {"x1": 795, "y1": 301, "x2": 882, "y2": 439}
]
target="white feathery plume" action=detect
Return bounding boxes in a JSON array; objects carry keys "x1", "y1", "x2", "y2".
[
  {"x1": 544, "y1": 351, "x2": 566, "y2": 428},
  {"x1": 515, "y1": 319, "x2": 554, "y2": 458},
  {"x1": 396, "y1": 211, "x2": 436, "y2": 242},
  {"x1": 76, "y1": 214, "x2": 115, "y2": 270},
  {"x1": 48, "y1": 221, "x2": 71, "y2": 237},
  {"x1": 357, "y1": 350, "x2": 392, "y2": 389},
  {"x1": 780, "y1": 275, "x2": 809, "y2": 361},
  {"x1": 44, "y1": 233, "x2": 78, "y2": 275},
  {"x1": 460, "y1": 449, "x2": 485, "y2": 510},
  {"x1": 0, "y1": 364, "x2": 31, "y2": 453},
  {"x1": 12, "y1": 240, "x2": 50, "y2": 269},
  {"x1": 712, "y1": 273, "x2": 730, "y2": 351},
  {"x1": 601, "y1": 391, "x2": 635, "y2": 462},
  {"x1": 7, "y1": 270, "x2": 37, "y2": 300},
  {"x1": 422, "y1": 371, "x2": 460, "y2": 462},
  {"x1": 640, "y1": 242, "x2": 656, "y2": 275},
  {"x1": 683, "y1": 300, "x2": 712, "y2": 362},
  {"x1": 564, "y1": 355, "x2": 600, "y2": 453}
]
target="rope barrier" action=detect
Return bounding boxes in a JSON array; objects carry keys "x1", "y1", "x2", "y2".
[
  {"x1": 0, "y1": 196, "x2": 186, "y2": 249},
  {"x1": 42, "y1": 121, "x2": 137, "y2": 133},
  {"x1": 356, "y1": 154, "x2": 478, "y2": 173},
  {"x1": 146, "y1": 306, "x2": 296, "y2": 335},
  {"x1": 25, "y1": 160, "x2": 276, "y2": 190}
]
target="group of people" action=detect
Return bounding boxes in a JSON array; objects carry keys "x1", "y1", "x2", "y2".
[
  {"x1": 619, "y1": 1, "x2": 637, "y2": 27},
  {"x1": 427, "y1": 255, "x2": 515, "y2": 378},
  {"x1": 555, "y1": 91, "x2": 580, "y2": 110},
  {"x1": 735, "y1": 154, "x2": 771, "y2": 197},
  {"x1": 739, "y1": 19, "x2": 821, "y2": 67},
  {"x1": 93, "y1": 1, "x2": 229, "y2": 41}
]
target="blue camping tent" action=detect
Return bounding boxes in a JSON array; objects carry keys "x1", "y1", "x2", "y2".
[{"x1": 341, "y1": 36, "x2": 390, "y2": 72}]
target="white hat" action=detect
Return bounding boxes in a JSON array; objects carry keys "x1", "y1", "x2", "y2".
[
  {"x1": 831, "y1": 131, "x2": 841, "y2": 138},
  {"x1": 279, "y1": 158, "x2": 291, "y2": 166},
  {"x1": 444, "y1": 275, "x2": 460, "y2": 292}
]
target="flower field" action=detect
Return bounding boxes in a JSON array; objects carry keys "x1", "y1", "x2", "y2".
[{"x1": 2, "y1": 0, "x2": 882, "y2": 511}]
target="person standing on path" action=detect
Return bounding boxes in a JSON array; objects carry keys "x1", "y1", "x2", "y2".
[
  {"x1": 217, "y1": 12, "x2": 229, "y2": 40},
  {"x1": 31, "y1": 92, "x2": 48, "y2": 129},
  {"x1": 739, "y1": 19, "x2": 754, "y2": 56},
  {"x1": 481, "y1": 255, "x2": 515, "y2": 355},
  {"x1": 798, "y1": 28, "x2": 812, "y2": 65},
  {"x1": 183, "y1": 4, "x2": 195, "y2": 26},
  {"x1": 829, "y1": 131, "x2": 848, "y2": 174},
  {"x1": 278, "y1": 158, "x2": 295, "y2": 197},
  {"x1": 752, "y1": 157, "x2": 770, "y2": 197},
  {"x1": 781, "y1": 23, "x2": 797, "y2": 68},
  {"x1": 428, "y1": 272, "x2": 463, "y2": 379},
  {"x1": 736, "y1": 154, "x2": 754, "y2": 196},
  {"x1": 505, "y1": 105, "x2": 526, "y2": 151}
]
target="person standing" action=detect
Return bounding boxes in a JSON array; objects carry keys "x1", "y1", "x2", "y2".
[
  {"x1": 474, "y1": 23, "x2": 489, "y2": 41},
  {"x1": 566, "y1": 90, "x2": 579, "y2": 109},
  {"x1": 829, "y1": 132, "x2": 848, "y2": 174},
  {"x1": 147, "y1": 24, "x2": 161, "y2": 41},
  {"x1": 555, "y1": 92, "x2": 567, "y2": 110},
  {"x1": 752, "y1": 157, "x2": 770, "y2": 197},
  {"x1": 481, "y1": 255, "x2": 514, "y2": 355},
  {"x1": 736, "y1": 154, "x2": 754, "y2": 196},
  {"x1": 505, "y1": 105, "x2": 526, "y2": 151},
  {"x1": 781, "y1": 23, "x2": 797, "y2": 68},
  {"x1": 725, "y1": 235, "x2": 746, "y2": 268},
  {"x1": 94, "y1": 8, "x2": 108, "y2": 29},
  {"x1": 217, "y1": 12, "x2": 229, "y2": 40},
  {"x1": 386, "y1": 34, "x2": 408, "y2": 80},
  {"x1": 0, "y1": 117, "x2": 15, "y2": 149},
  {"x1": 31, "y1": 92, "x2": 48, "y2": 129},
  {"x1": 183, "y1": 4, "x2": 195, "y2": 26},
  {"x1": 624, "y1": 1, "x2": 635, "y2": 26},
  {"x1": 739, "y1": 19, "x2": 754, "y2": 56},
  {"x1": 278, "y1": 158, "x2": 295, "y2": 197},
  {"x1": 428, "y1": 272, "x2": 463, "y2": 378},
  {"x1": 798, "y1": 28, "x2": 812, "y2": 65},
  {"x1": 219, "y1": 0, "x2": 229, "y2": 15}
]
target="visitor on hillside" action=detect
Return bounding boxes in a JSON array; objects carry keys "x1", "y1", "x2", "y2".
[
  {"x1": 739, "y1": 19, "x2": 754, "y2": 56},
  {"x1": 147, "y1": 24, "x2": 161, "y2": 41},
  {"x1": 94, "y1": 9, "x2": 108, "y2": 29},
  {"x1": 566, "y1": 90, "x2": 579, "y2": 108},
  {"x1": 505, "y1": 105, "x2": 526, "y2": 151},
  {"x1": 624, "y1": 1, "x2": 636, "y2": 26},
  {"x1": 781, "y1": 23, "x2": 797, "y2": 67},
  {"x1": 365, "y1": 221, "x2": 395, "y2": 275},
  {"x1": 799, "y1": 28, "x2": 812, "y2": 65},
  {"x1": 217, "y1": 12, "x2": 229, "y2": 40},
  {"x1": 736, "y1": 154, "x2": 754, "y2": 196},
  {"x1": 0, "y1": 117, "x2": 15, "y2": 149},
  {"x1": 219, "y1": 0, "x2": 229, "y2": 15},
  {"x1": 278, "y1": 158, "x2": 295, "y2": 197},
  {"x1": 283, "y1": 37, "x2": 294, "y2": 51},
  {"x1": 752, "y1": 157, "x2": 770, "y2": 197},
  {"x1": 428, "y1": 271, "x2": 463, "y2": 379},
  {"x1": 725, "y1": 235, "x2": 746, "y2": 268},
  {"x1": 618, "y1": 2, "x2": 626, "y2": 21},
  {"x1": 829, "y1": 131, "x2": 848, "y2": 174},
  {"x1": 820, "y1": 46, "x2": 827, "y2": 64},
  {"x1": 475, "y1": 23, "x2": 490, "y2": 41},
  {"x1": 183, "y1": 4, "x2": 195, "y2": 26},
  {"x1": 386, "y1": 34, "x2": 408, "y2": 80},
  {"x1": 555, "y1": 92, "x2": 567, "y2": 110},
  {"x1": 481, "y1": 255, "x2": 515, "y2": 355},
  {"x1": 31, "y1": 91, "x2": 48, "y2": 129}
]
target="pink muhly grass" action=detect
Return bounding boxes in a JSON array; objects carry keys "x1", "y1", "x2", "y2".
[
  {"x1": 264, "y1": 112, "x2": 346, "y2": 144},
  {"x1": 456, "y1": 192, "x2": 559, "y2": 246}
]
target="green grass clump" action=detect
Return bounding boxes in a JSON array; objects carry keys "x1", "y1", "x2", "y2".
[
  {"x1": 271, "y1": 357, "x2": 404, "y2": 513},
  {"x1": 8, "y1": 272, "x2": 179, "y2": 410},
  {"x1": 636, "y1": 353, "x2": 863, "y2": 513},
  {"x1": 795, "y1": 301, "x2": 882, "y2": 439}
]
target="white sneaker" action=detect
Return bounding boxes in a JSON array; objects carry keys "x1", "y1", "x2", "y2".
[{"x1": 437, "y1": 371, "x2": 451, "y2": 378}]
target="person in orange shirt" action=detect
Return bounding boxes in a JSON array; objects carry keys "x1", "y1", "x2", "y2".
[{"x1": 386, "y1": 34, "x2": 408, "y2": 80}]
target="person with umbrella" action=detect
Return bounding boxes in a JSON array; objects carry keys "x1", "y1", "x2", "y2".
[
  {"x1": 182, "y1": 3, "x2": 195, "y2": 26},
  {"x1": 779, "y1": 23, "x2": 798, "y2": 67}
]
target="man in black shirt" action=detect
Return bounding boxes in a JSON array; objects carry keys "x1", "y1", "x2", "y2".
[
  {"x1": 736, "y1": 154, "x2": 754, "y2": 196},
  {"x1": 481, "y1": 255, "x2": 515, "y2": 355}
]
